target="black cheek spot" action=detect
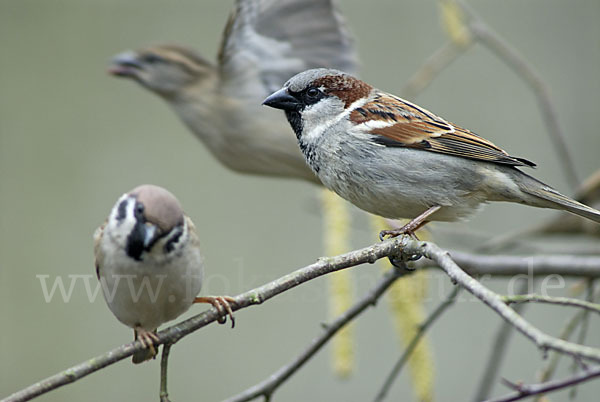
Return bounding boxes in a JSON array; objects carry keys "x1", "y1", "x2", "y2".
[
  {"x1": 164, "y1": 226, "x2": 183, "y2": 253},
  {"x1": 126, "y1": 221, "x2": 146, "y2": 261}
]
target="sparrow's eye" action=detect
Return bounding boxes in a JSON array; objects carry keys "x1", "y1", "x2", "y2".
[
  {"x1": 134, "y1": 203, "x2": 145, "y2": 217},
  {"x1": 142, "y1": 54, "x2": 163, "y2": 64},
  {"x1": 306, "y1": 87, "x2": 320, "y2": 98}
]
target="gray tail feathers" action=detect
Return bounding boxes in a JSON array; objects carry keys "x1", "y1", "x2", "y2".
[{"x1": 515, "y1": 171, "x2": 600, "y2": 224}]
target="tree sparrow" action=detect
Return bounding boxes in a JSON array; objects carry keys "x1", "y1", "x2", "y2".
[
  {"x1": 263, "y1": 69, "x2": 600, "y2": 236},
  {"x1": 94, "y1": 185, "x2": 234, "y2": 363},
  {"x1": 108, "y1": 0, "x2": 357, "y2": 183}
]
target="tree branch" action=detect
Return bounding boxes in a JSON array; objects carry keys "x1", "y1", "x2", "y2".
[
  {"x1": 473, "y1": 280, "x2": 531, "y2": 401},
  {"x1": 374, "y1": 286, "x2": 461, "y2": 402},
  {"x1": 422, "y1": 251, "x2": 600, "y2": 278},
  {"x1": 401, "y1": 239, "x2": 600, "y2": 363},
  {"x1": 501, "y1": 294, "x2": 600, "y2": 315},
  {"x1": 455, "y1": 0, "x2": 579, "y2": 188},
  {"x1": 4, "y1": 238, "x2": 600, "y2": 402},
  {"x1": 159, "y1": 343, "x2": 172, "y2": 402},
  {"x1": 484, "y1": 366, "x2": 600, "y2": 402},
  {"x1": 1, "y1": 237, "x2": 407, "y2": 402},
  {"x1": 224, "y1": 268, "x2": 405, "y2": 402},
  {"x1": 401, "y1": 40, "x2": 471, "y2": 99},
  {"x1": 533, "y1": 283, "x2": 597, "y2": 401}
]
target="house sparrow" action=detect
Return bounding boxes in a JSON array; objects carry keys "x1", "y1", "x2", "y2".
[
  {"x1": 94, "y1": 185, "x2": 235, "y2": 363},
  {"x1": 263, "y1": 69, "x2": 600, "y2": 236},
  {"x1": 108, "y1": 0, "x2": 357, "y2": 183}
]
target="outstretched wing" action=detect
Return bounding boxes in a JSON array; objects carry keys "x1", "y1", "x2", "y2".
[
  {"x1": 218, "y1": 0, "x2": 358, "y2": 96},
  {"x1": 350, "y1": 93, "x2": 536, "y2": 167}
]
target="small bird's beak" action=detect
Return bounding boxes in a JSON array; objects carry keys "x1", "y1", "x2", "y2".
[
  {"x1": 262, "y1": 88, "x2": 299, "y2": 111},
  {"x1": 142, "y1": 223, "x2": 160, "y2": 250},
  {"x1": 108, "y1": 51, "x2": 143, "y2": 77}
]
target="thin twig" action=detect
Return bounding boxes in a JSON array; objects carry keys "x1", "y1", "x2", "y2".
[
  {"x1": 374, "y1": 286, "x2": 461, "y2": 402},
  {"x1": 417, "y1": 251, "x2": 600, "y2": 278},
  {"x1": 484, "y1": 365, "x2": 600, "y2": 402},
  {"x1": 569, "y1": 281, "x2": 595, "y2": 399},
  {"x1": 533, "y1": 283, "x2": 598, "y2": 401},
  {"x1": 500, "y1": 294, "x2": 600, "y2": 315},
  {"x1": 473, "y1": 280, "x2": 531, "y2": 401},
  {"x1": 160, "y1": 343, "x2": 172, "y2": 402},
  {"x1": 456, "y1": 0, "x2": 579, "y2": 188},
  {"x1": 402, "y1": 40, "x2": 471, "y2": 99},
  {"x1": 401, "y1": 239, "x2": 600, "y2": 363},
  {"x1": 534, "y1": 309, "x2": 587, "y2": 395},
  {"x1": 5, "y1": 238, "x2": 600, "y2": 402},
  {"x1": 1, "y1": 238, "x2": 406, "y2": 402},
  {"x1": 224, "y1": 268, "x2": 405, "y2": 402}
]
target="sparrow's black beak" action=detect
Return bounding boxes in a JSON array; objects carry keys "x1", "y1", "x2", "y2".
[{"x1": 262, "y1": 88, "x2": 299, "y2": 111}]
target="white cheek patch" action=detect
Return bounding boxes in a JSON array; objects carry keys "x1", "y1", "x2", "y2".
[
  {"x1": 302, "y1": 97, "x2": 368, "y2": 142},
  {"x1": 107, "y1": 196, "x2": 137, "y2": 243}
]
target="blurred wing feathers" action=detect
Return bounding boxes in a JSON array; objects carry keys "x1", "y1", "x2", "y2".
[{"x1": 218, "y1": 0, "x2": 358, "y2": 95}]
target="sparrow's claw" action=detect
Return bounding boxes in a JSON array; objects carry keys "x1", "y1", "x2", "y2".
[
  {"x1": 388, "y1": 254, "x2": 421, "y2": 269},
  {"x1": 379, "y1": 228, "x2": 419, "y2": 241},
  {"x1": 133, "y1": 328, "x2": 160, "y2": 363},
  {"x1": 194, "y1": 296, "x2": 237, "y2": 328},
  {"x1": 379, "y1": 206, "x2": 441, "y2": 241}
]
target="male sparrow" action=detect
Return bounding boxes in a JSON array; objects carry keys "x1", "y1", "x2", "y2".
[
  {"x1": 263, "y1": 69, "x2": 600, "y2": 235},
  {"x1": 108, "y1": 0, "x2": 357, "y2": 183},
  {"x1": 94, "y1": 185, "x2": 234, "y2": 363}
]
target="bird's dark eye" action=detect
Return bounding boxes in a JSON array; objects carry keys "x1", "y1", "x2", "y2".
[
  {"x1": 142, "y1": 54, "x2": 163, "y2": 64},
  {"x1": 134, "y1": 203, "x2": 145, "y2": 216},
  {"x1": 306, "y1": 87, "x2": 320, "y2": 98}
]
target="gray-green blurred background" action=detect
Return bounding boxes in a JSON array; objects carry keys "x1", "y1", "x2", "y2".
[{"x1": 1, "y1": 1, "x2": 599, "y2": 401}]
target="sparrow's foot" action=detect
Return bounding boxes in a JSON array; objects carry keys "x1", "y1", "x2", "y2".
[
  {"x1": 194, "y1": 296, "x2": 237, "y2": 328},
  {"x1": 388, "y1": 254, "x2": 421, "y2": 268},
  {"x1": 133, "y1": 328, "x2": 159, "y2": 364},
  {"x1": 379, "y1": 205, "x2": 442, "y2": 241},
  {"x1": 379, "y1": 226, "x2": 420, "y2": 241},
  {"x1": 379, "y1": 206, "x2": 442, "y2": 265}
]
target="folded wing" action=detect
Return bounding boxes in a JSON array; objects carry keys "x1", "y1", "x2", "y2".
[{"x1": 351, "y1": 93, "x2": 536, "y2": 167}]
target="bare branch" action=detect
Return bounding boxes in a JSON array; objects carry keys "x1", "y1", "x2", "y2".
[
  {"x1": 401, "y1": 40, "x2": 471, "y2": 99},
  {"x1": 535, "y1": 309, "x2": 587, "y2": 390},
  {"x1": 422, "y1": 251, "x2": 600, "y2": 278},
  {"x1": 484, "y1": 365, "x2": 600, "y2": 402},
  {"x1": 501, "y1": 294, "x2": 600, "y2": 315},
  {"x1": 569, "y1": 281, "x2": 596, "y2": 399},
  {"x1": 4, "y1": 238, "x2": 600, "y2": 402},
  {"x1": 1, "y1": 238, "x2": 406, "y2": 402},
  {"x1": 160, "y1": 343, "x2": 172, "y2": 402},
  {"x1": 456, "y1": 0, "x2": 579, "y2": 188},
  {"x1": 224, "y1": 268, "x2": 404, "y2": 402},
  {"x1": 534, "y1": 283, "x2": 597, "y2": 401},
  {"x1": 473, "y1": 280, "x2": 531, "y2": 401},
  {"x1": 402, "y1": 239, "x2": 600, "y2": 363},
  {"x1": 374, "y1": 286, "x2": 461, "y2": 402}
]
